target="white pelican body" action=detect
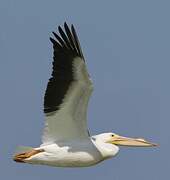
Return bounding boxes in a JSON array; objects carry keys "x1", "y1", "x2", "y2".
[
  {"x1": 13, "y1": 23, "x2": 156, "y2": 167},
  {"x1": 24, "y1": 135, "x2": 119, "y2": 167}
]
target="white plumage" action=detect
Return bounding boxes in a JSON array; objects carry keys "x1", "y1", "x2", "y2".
[
  {"x1": 13, "y1": 23, "x2": 157, "y2": 167},
  {"x1": 26, "y1": 134, "x2": 119, "y2": 167},
  {"x1": 42, "y1": 57, "x2": 93, "y2": 145}
]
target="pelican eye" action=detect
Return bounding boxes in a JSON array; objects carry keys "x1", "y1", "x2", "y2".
[{"x1": 111, "y1": 134, "x2": 115, "y2": 137}]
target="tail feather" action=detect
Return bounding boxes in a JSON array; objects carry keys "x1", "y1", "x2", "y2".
[{"x1": 13, "y1": 146, "x2": 44, "y2": 163}]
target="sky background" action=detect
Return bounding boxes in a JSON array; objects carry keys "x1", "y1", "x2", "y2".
[{"x1": 0, "y1": 0, "x2": 169, "y2": 179}]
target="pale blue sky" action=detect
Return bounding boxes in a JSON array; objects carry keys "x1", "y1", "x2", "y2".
[{"x1": 0, "y1": 0, "x2": 168, "y2": 179}]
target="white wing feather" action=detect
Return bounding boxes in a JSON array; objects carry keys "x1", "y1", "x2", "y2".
[{"x1": 41, "y1": 57, "x2": 93, "y2": 145}]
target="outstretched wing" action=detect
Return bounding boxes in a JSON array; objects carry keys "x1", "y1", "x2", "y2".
[{"x1": 42, "y1": 23, "x2": 93, "y2": 145}]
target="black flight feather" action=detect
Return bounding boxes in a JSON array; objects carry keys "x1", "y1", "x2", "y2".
[{"x1": 44, "y1": 23, "x2": 84, "y2": 113}]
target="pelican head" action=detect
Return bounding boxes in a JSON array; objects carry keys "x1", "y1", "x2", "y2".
[
  {"x1": 92, "y1": 132, "x2": 157, "y2": 159},
  {"x1": 94, "y1": 132, "x2": 157, "y2": 147}
]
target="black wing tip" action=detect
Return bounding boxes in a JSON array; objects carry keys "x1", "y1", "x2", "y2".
[
  {"x1": 58, "y1": 25, "x2": 62, "y2": 32},
  {"x1": 49, "y1": 37, "x2": 56, "y2": 44},
  {"x1": 50, "y1": 22, "x2": 84, "y2": 58},
  {"x1": 52, "y1": 31, "x2": 57, "y2": 36},
  {"x1": 64, "y1": 22, "x2": 73, "y2": 31},
  {"x1": 64, "y1": 22, "x2": 68, "y2": 28},
  {"x1": 64, "y1": 22, "x2": 70, "y2": 32},
  {"x1": 71, "y1": 24, "x2": 75, "y2": 35},
  {"x1": 45, "y1": 22, "x2": 85, "y2": 114},
  {"x1": 52, "y1": 32, "x2": 58, "y2": 41},
  {"x1": 71, "y1": 24, "x2": 77, "y2": 35},
  {"x1": 71, "y1": 24, "x2": 75, "y2": 30},
  {"x1": 70, "y1": 24, "x2": 84, "y2": 59}
]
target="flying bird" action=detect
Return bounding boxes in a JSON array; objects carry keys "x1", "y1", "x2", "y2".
[{"x1": 13, "y1": 23, "x2": 157, "y2": 167}]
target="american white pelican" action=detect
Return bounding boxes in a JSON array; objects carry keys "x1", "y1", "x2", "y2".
[{"x1": 13, "y1": 22, "x2": 157, "y2": 167}]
